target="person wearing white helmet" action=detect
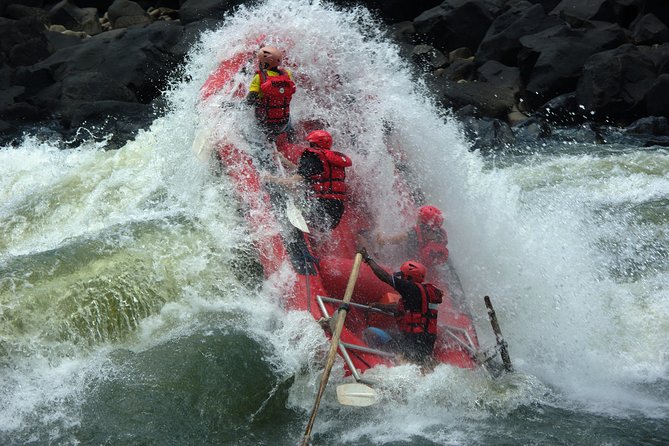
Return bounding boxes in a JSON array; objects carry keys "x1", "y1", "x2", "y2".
[{"x1": 247, "y1": 46, "x2": 296, "y2": 141}]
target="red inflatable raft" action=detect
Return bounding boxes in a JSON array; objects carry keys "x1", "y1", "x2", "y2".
[{"x1": 196, "y1": 40, "x2": 485, "y2": 381}]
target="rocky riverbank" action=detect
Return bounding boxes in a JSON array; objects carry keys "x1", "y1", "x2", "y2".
[{"x1": 1, "y1": 0, "x2": 668, "y2": 149}]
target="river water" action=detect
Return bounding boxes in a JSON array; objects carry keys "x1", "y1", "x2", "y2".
[{"x1": 1, "y1": 1, "x2": 668, "y2": 445}]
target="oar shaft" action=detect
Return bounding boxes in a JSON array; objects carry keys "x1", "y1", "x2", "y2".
[
  {"x1": 301, "y1": 253, "x2": 363, "y2": 446},
  {"x1": 484, "y1": 295, "x2": 513, "y2": 372}
]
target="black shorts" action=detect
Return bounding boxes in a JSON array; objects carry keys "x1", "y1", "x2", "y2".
[{"x1": 307, "y1": 198, "x2": 345, "y2": 231}]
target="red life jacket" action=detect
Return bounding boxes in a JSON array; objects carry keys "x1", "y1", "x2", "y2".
[
  {"x1": 306, "y1": 147, "x2": 352, "y2": 201},
  {"x1": 255, "y1": 69, "x2": 296, "y2": 125},
  {"x1": 396, "y1": 283, "x2": 443, "y2": 335},
  {"x1": 415, "y1": 224, "x2": 449, "y2": 267}
]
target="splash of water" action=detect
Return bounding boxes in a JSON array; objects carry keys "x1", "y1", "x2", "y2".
[{"x1": 1, "y1": 0, "x2": 668, "y2": 441}]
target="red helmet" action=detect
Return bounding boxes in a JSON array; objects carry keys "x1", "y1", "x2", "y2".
[
  {"x1": 418, "y1": 205, "x2": 444, "y2": 228},
  {"x1": 400, "y1": 260, "x2": 426, "y2": 283},
  {"x1": 257, "y1": 46, "x2": 282, "y2": 69},
  {"x1": 306, "y1": 130, "x2": 333, "y2": 149}
]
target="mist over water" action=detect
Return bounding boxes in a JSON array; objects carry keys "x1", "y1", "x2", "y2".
[{"x1": 1, "y1": 0, "x2": 668, "y2": 444}]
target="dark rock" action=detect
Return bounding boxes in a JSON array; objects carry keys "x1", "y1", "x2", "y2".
[
  {"x1": 34, "y1": 21, "x2": 184, "y2": 104},
  {"x1": 61, "y1": 99, "x2": 155, "y2": 149},
  {"x1": 550, "y1": 0, "x2": 643, "y2": 28},
  {"x1": 527, "y1": 0, "x2": 561, "y2": 13},
  {"x1": 413, "y1": 0, "x2": 501, "y2": 55},
  {"x1": 518, "y1": 21, "x2": 628, "y2": 109},
  {"x1": 441, "y1": 58, "x2": 475, "y2": 81},
  {"x1": 645, "y1": 0, "x2": 669, "y2": 25},
  {"x1": 576, "y1": 43, "x2": 656, "y2": 121},
  {"x1": 643, "y1": 136, "x2": 669, "y2": 147},
  {"x1": 0, "y1": 119, "x2": 14, "y2": 134},
  {"x1": 388, "y1": 20, "x2": 416, "y2": 45},
  {"x1": 448, "y1": 46, "x2": 473, "y2": 62},
  {"x1": 625, "y1": 115, "x2": 669, "y2": 135},
  {"x1": 5, "y1": 4, "x2": 49, "y2": 24},
  {"x1": 638, "y1": 43, "x2": 669, "y2": 74},
  {"x1": 178, "y1": 0, "x2": 245, "y2": 25},
  {"x1": 411, "y1": 44, "x2": 448, "y2": 71},
  {"x1": 0, "y1": 66, "x2": 11, "y2": 89},
  {"x1": 630, "y1": 13, "x2": 669, "y2": 45},
  {"x1": 458, "y1": 115, "x2": 517, "y2": 150},
  {"x1": 476, "y1": 3, "x2": 562, "y2": 67},
  {"x1": 0, "y1": 85, "x2": 25, "y2": 110},
  {"x1": 477, "y1": 60, "x2": 521, "y2": 89},
  {"x1": 48, "y1": 0, "x2": 103, "y2": 35},
  {"x1": 61, "y1": 71, "x2": 136, "y2": 101},
  {"x1": 0, "y1": 100, "x2": 44, "y2": 120},
  {"x1": 512, "y1": 115, "x2": 552, "y2": 140},
  {"x1": 0, "y1": 17, "x2": 50, "y2": 67},
  {"x1": 432, "y1": 79, "x2": 517, "y2": 119},
  {"x1": 644, "y1": 73, "x2": 669, "y2": 117},
  {"x1": 107, "y1": 0, "x2": 151, "y2": 29},
  {"x1": 44, "y1": 29, "x2": 86, "y2": 51},
  {"x1": 536, "y1": 91, "x2": 586, "y2": 124},
  {"x1": 454, "y1": 103, "x2": 480, "y2": 117},
  {"x1": 13, "y1": 65, "x2": 54, "y2": 93}
]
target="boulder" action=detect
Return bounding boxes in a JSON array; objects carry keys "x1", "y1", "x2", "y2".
[
  {"x1": 625, "y1": 115, "x2": 669, "y2": 135},
  {"x1": 644, "y1": 74, "x2": 669, "y2": 118},
  {"x1": 107, "y1": 0, "x2": 151, "y2": 29},
  {"x1": 178, "y1": 0, "x2": 245, "y2": 25},
  {"x1": 476, "y1": 3, "x2": 562, "y2": 67},
  {"x1": 576, "y1": 43, "x2": 657, "y2": 121},
  {"x1": 630, "y1": 13, "x2": 669, "y2": 45},
  {"x1": 411, "y1": 44, "x2": 448, "y2": 71},
  {"x1": 0, "y1": 17, "x2": 50, "y2": 67},
  {"x1": 526, "y1": 0, "x2": 561, "y2": 13},
  {"x1": 550, "y1": 0, "x2": 643, "y2": 28},
  {"x1": 413, "y1": 0, "x2": 501, "y2": 55},
  {"x1": 477, "y1": 60, "x2": 521, "y2": 89},
  {"x1": 518, "y1": 21, "x2": 628, "y2": 109},
  {"x1": 48, "y1": 0, "x2": 103, "y2": 35},
  {"x1": 432, "y1": 78, "x2": 517, "y2": 119}
]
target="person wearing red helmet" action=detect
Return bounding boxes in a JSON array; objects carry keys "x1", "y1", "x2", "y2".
[
  {"x1": 358, "y1": 247, "x2": 444, "y2": 364},
  {"x1": 247, "y1": 46, "x2": 296, "y2": 140},
  {"x1": 265, "y1": 129, "x2": 352, "y2": 232},
  {"x1": 376, "y1": 205, "x2": 449, "y2": 268}
]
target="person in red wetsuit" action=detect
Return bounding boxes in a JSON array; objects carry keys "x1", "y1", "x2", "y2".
[
  {"x1": 246, "y1": 46, "x2": 296, "y2": 141},
  {"x1": 376, "y1": 205, "x2": 449, "y2": 268},
  {"x1": 266, "y1": 130, "x2": 352, "y2": 233},
  {"x1": 358, "y1": 248, "x2": 443, "y2": 364}
]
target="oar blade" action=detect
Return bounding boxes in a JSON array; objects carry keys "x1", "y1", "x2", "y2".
[
  {"x1": 336, "y1": 383, "x2": 379, "y2": 407},
  {"x1": 286, "y1": 198, "x2": 310, "y2": 233},
  {"x1": 192, "y1": 125, "x2": 214, "y2": 162}
]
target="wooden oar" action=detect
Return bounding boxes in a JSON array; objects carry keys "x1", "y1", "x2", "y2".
[
  {"x1": 484, "y1": 295, "x2": 513, "y2": 372},
  {"x1": 300, "y1": 253, "x2": 363, "y2": 446}
]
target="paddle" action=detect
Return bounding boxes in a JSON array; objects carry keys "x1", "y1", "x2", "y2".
[
  {"x1": 275, "y1": 154, "x2": 310, "y2": 233},
  {"x1": 336, "y1": 382, "x2": 378, "y2": 407},
  {"x1": 301, "y1": 253, "x2": 363, "y2": 446},
  {"x1": 484, "y1": 295, "x2": 513, "y2": 372},
  {"x1": 191, "y1": 123, "x2": 215, "y2": 162}
]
